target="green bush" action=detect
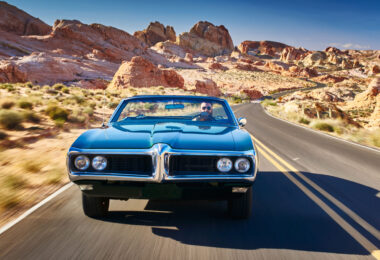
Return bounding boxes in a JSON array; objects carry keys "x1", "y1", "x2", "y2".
[
  {"x1": 45, "y1": 105, "x2": 69, "y2": 121},
  {"x1": 313, "y1": 122, "x2": 334, "y2": 132},
  {"x1": 23, "y1": 111, "x2": 41, "y2": 123},
  {"x1": 1, "y1": 100, "x2": 15, "y2": 109},
  {"x1": 18, "y1": 100, "x2": 33, "y2": 109},
  {"x1": 261, "y1": 99, "x2": 277, "y2": 106},
  {"x1": 69, "y1": 115, "x2": 86, "y2": 124},
  {"x1": 0, "y1": 110, "x2": 23, "y2": 129},
  {"x1": 298, "y1": 118, "x2": 310, "y2": 125}
]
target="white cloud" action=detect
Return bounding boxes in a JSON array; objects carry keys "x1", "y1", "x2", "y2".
[{"x1": 328, "y1": 42, "x2": 370, "y2": 50}]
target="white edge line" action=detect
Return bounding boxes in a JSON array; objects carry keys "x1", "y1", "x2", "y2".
[
  {"x1": 260, "y1": 105, "x2": 380, "y2": 154},
  {"x1": 0, "y1": 182, "x2": 73, "y2": 236}
]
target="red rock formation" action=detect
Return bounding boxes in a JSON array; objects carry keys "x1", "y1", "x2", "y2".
[
  {"x1": 134, "y1": 22, "x2": 176, "y2": 46},
  {"x1": 315, "y1": 74, "x2": 346, "y2": 83},
  {"x1": 0, "y1": 62, "x2": 27, "y2": 83},
  {"x1": 280, "y1": 47, "x2": 309, "y2": 63},
  {"x1": 370, "y1": 65, "x2": 380, "y2": 75},
  {"x1": 325, "y1": 46, "x2": 345, "y2": 55},
  {"x1": 51, "y1": 20, "x2": 146, "y2": 63},
  {"x1": 238, "y1": 41, "x2": 290, "y2": 57},
  {"x1": 177, "y1": 21, "x2": 234, "y2": 56},
  {"x1": 208, "y1": 62, "x2": 228, "y2": 71},
  {"x1": 0, "y1": 1, "x2": 51, "y2": 35},
  {"x1": 108, "y1": 56, "x2": 184, "y2": 89},
  {"x1": 185, "y1": 53, "x2": 193, "y2": 62},
  {"x1": 243, "y1": 88, "x2": 263, "y2": 99},
  {"x1": 234, "y1": 63, "x2": 262, "y2": 72},
  {"x1": 194, "y1": 79, "x2": 221, "y2": 96}
]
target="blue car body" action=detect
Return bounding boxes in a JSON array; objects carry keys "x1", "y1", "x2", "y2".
[{"x1": 67, "y1": 95, "x2": 258, "y2": 203}]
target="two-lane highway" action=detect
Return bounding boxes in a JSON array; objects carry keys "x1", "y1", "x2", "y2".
[{"x1": 0, "y1": 103, "x2": 379, "y2": 259}]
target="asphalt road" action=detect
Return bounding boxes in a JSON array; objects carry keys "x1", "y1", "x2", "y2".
[{"x1": 0, "y1": 103, "x2": 379, "y2": 260}]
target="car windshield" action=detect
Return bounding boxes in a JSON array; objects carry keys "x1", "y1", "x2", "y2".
[{"x1": 112, "y1": 97, "x2": 235, "y2": 125}]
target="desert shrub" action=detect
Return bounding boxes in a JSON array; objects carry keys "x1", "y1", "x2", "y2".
[
  {"x1": 61, "y1": 87, "x2": 70, "y2": 94},
  {"x1": 21, "y1": 159, "x2": 43, "y2": 173},
  {"x1": 25, "y1": 82, "x2": 34, "y2": 88},
  {"x1": 262, "y1": 99, "x2": 277, "y2": 106},
  {"x1": 44, "y1": 168, "x2": 63, "y2": 184},
  {"x1": 0, "y1": 110, "x2": 23, "y2": 129},
  {"x1": 0, "y1": 189, "x2": 21, "y2": 209},
  {"x1": 108, "y1": 102, "x2": 118, "y2": 109},
  {"x1": 1, "y1": 100, "x2": 15, "y2": 109},
  {"x1": 298, "y1": 118, "x2": 310, "y2": 125},
  {"x1": 4, "y1": 174, "x2": 27, "y2": 189},
  {"x1": 54, "y1": 118, "x2": 66, "y2": 128},
  {"x1": 53, "y1": 83, "x2": 65, "y2": 90},
  {"x1": 88, "y1": 101, "x2": 97, "y2": 109},
  {"x1": 69, "y1": 114, "x2": 86, "y2": 123},
  {"x1": 72, "y1": 95, "x2": 85, "y2": 104},
  {"x1": 23, "y1": 111, "x2": 41, "y2": 123},
  {"x1": 18, "y1": 100, "x2": 33, "y2": 109},
  {"x1": 45, "y1": 105, "x2": 69, "y2": 121},
  {"x1": 46, "y1": 89, "x2": 58, "y2": 95},
  {"x1": 369, "y1": 130, "x2": 380, "y2": 147},
  {"x1": 0, "y1": 130, "x2": 7, "y2": 140},
  {"x1": 83, "y1": 107, "x2": 94, "y2": 116},
  {"x1": 0, "y1": 84, "x2": 15, "y2": 92},
  {"x1": 313, "y1": 122, "x2": 334, "y2": 132}
]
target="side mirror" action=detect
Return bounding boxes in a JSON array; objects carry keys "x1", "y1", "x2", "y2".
[{"x1": 238, "y1": 117, "x2": 247, "y2": 127}]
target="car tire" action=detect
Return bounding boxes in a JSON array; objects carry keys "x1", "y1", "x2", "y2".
[
  {"x1": 228, "y1": 186, "x2": 253, "y2": 219},
  {"x1": 82, "y1": 193, "x2": 109, "y2": 218}
]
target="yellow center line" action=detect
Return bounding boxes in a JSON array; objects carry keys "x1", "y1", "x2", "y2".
[
  {"x1": 250, "y1": 134, "x2": 380, "y2": 241},
  {"x1": 251, "y1": 135, "x2": 380, "y2": 259}
]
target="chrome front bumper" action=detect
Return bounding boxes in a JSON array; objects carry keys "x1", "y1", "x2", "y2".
[{"x1": 67, "y1": 143, "x2": 258, "y2": 183}]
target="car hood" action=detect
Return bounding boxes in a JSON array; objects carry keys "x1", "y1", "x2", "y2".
[{"x1": 71, "y1": 122, "x2": 253, "y2": 151}]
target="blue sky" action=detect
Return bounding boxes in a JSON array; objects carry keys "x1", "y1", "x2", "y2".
[{"x1": 6, "y1": 0, "x2": 380, "y2": 50}]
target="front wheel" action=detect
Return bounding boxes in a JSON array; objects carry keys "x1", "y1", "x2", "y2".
[
  {"x1": 82, "y1": 193, "x2": 109, "y2": 218},
  {"x1": 228, "y1": 186, "x2": 253, "y2": 219}
]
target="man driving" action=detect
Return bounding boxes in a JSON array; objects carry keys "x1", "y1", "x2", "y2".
[{"x1": 196, "y1": 102, "x2": 215, "y2": 121}]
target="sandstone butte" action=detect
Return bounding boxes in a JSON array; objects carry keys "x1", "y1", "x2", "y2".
[
  {"x1": 108, "y1": 56, "x2": 184, "y2": 90},
  {"x1": 177, "y1": 21, "x2": 234, "y2": 56},
  {"x1": 134, "y1": 21, "x2": 176, "y2": 46},
  {"x1": 194, "y1": 79, "x2": 222, "y2": 97}
]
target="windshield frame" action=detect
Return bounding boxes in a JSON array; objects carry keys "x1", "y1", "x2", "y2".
[{"x1": 108, "y1": 96, "x2": 238, "y2": 126}]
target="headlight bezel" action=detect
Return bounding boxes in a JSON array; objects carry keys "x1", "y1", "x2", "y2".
[
  {"x1": 216, "y1": 157, "x2": 233, "y2": 173},
  {"x1": 74, "y1": 155, "x2": 90, "y2": 171},
  {"x1": 234, "y1": 157, "x2": 251, "y2": 173},
  {"x1": 91, "y1": 156, "x2": 108, "y2": 171}
]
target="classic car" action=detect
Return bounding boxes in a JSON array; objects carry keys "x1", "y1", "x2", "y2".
[{"x1": 67, "y1": 95, "x2": 258, "y2": 219}]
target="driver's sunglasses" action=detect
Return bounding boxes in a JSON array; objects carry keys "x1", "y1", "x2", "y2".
[{"x1": 201, "y1": 106, "x2": 212, "y2": 110}]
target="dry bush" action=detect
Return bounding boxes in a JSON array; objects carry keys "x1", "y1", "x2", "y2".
[
  {"x1": 1, "y1": 100, "x2": 15, "y2": 109},
  {"x1": 18, "y1": 100, "x2": 33, "y2": 109},
  {"x1": 23, "y1": 111, "x2": 41, "y2": 123},
  {"x1": 45, "y1": 105, "x2": 69, "y2": 121},
  {"x1": 0, "y1": 130, "x2": 7, "y2": 140},
  {"x1": 20, "y1": 159, "x2": 44, "y2": 173},
  {"x1": 0, "y1": 110, "x2": 24, "y2": 129}
]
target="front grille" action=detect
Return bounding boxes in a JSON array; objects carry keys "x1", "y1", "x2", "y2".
[
  {"x1": 169, "y1": 155, "x2": 253, "y2": 176},
  {"x1": 169, "y1": 156, "x2": 218, "y2": 175},
  {"x1": 71, "y1": 154, "x2": 153, "y2": 175}
]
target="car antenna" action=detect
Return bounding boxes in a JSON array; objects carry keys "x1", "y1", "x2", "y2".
[{"x1": 101, "y1": 89, "x2": 107, "y2": 128}]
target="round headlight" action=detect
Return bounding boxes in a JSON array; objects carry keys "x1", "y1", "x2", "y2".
[
  {"x1": 234, "y1": 158, "x2": 250, "y2": 173},
  {"x1": 216, "y1": 158, "x2": 233, "y2": 173},
  {"x1": 74, "y1": 155, "x2": 90, "y2": 171},
  {"x1": 92, "y1": 156, "x2": 107, "y2": 171}
]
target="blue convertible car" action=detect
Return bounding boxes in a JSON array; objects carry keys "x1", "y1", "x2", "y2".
[{"x1": 67, "y1": 95, "x2": 258, "y2": 219}]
